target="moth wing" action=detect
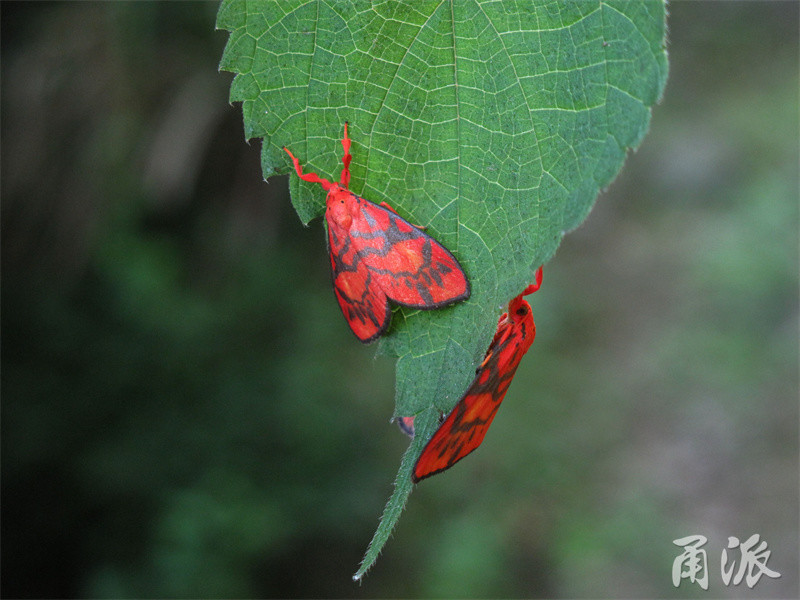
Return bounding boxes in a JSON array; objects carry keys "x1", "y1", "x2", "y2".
[
  {"x1": 329, "y1": 225, "x2": 391, "y2": 343},
  {"x1": 395, "y1": 416, "x2": 416, "y2": 437},
  {"x1": 351, "y1": 201, "x2": 470, "y2": 309},
  {"x1": 412, "y1": 387, "x2": 499, "y2": 482}
]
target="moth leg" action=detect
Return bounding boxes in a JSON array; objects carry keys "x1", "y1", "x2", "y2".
[
  {"x1": 340, "y1": 122, "x2": 352, "y2": 189},
  {"x1": 283, "y1": 147, "x2": 333, "y2": 191}
]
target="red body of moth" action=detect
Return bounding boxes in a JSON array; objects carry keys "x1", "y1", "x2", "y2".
[
  {"x1": 284, "y1": 123, "x2": 470, "y2": 343},
  {"x1": 409, "y1": 267, "x2": 543, "y2": 482}
]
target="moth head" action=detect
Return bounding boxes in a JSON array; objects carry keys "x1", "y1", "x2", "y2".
[
  {"x1": 326, "y1": 186, "x2": 354, "y2": 229},
  {"x1": 507, "y1": 295, "x2": 531, "y2": 324}
]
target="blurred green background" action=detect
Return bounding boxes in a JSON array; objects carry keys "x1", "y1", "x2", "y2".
[{"x1": 2, "y1": 2, "x2": 797, "y2": 598}]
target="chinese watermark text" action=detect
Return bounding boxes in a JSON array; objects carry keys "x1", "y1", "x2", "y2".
[{"x1": 673, "y1": 534, "x2": 781, "y2": 590}]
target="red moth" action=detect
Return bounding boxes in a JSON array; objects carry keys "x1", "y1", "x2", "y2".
[
  {"x1": 283, "y1": 123, "x2": 470, "y2": 343},
  {"x1": 402, "y1": 267, "x2": 543, "y2": 482}
]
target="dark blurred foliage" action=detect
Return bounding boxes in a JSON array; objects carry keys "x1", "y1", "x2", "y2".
[{"x1": 1, "y1": 2, "x2": 797, "y2": 598}]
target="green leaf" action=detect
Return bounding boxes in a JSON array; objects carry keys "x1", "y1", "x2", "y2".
[{"x1": 218, "y1": 0, "x2": 668, "y2": 579}]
